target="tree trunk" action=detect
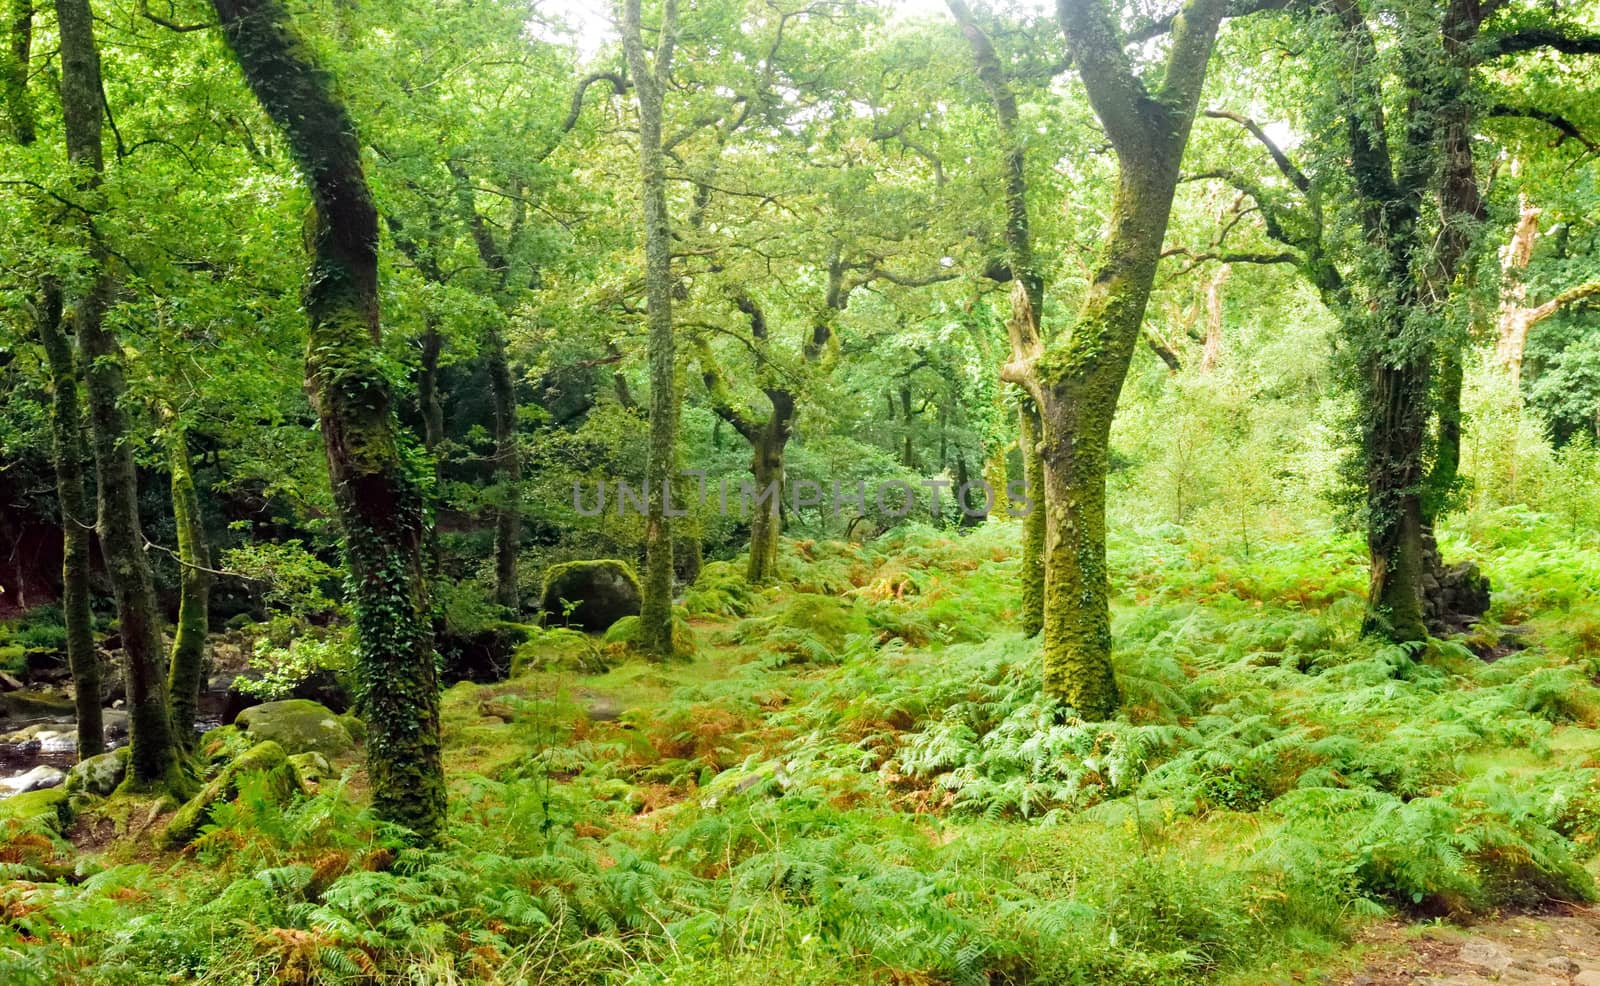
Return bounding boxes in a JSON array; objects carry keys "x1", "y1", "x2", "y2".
[
  {"x1": 418, "y1": 324, "x2": 444, "y2": 455},
  {"x1": 622, "y1": 0, "x2": 680, "y2": 658},
  {"x1": 1018, "y1": 400, "x2": 1044, "y2": 638},
  {"x1": 212, "y1": 0, "x2": 445, "y2": 840},
  {"x1": 1201, "y1": 263, "x2": 1229, "y2": 373},
  {"x1": 56, "y1": 0, "x2": 178, "y2": 788},
  {"x1": 486, "y1": 324, "x2": 521, "y2": 610},
  {"x1": 2, "y1": 0, "x2": 33, "y2": 144},
  {"x1": 1361, "y1": 346, "x2": 1432, "y2": 643},
  {"x1": 745, "y1": 405, "x2": 791, "y2": 584},
  {"x1": 35, "y1": 286, "x2": 103, "y2": 758},
  {"x1": 165, "y1": 420, "x2": 210, "y2": 748}
]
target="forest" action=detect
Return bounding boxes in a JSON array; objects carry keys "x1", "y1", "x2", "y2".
[{"x1": 0, "y1": 0, "x2": 1598, "y2": 981}]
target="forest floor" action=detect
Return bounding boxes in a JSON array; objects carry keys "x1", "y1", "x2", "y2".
[
  {"x1": 1338, "y1": 908, "x2": 1600, "y2": 985},
  {"x1": 3, "y1": 510, "x2": 1600, "y2": 984}
]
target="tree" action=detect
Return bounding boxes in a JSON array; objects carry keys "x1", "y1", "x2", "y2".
[
  {"x1": 55, "y1": 0, "x2": 178, "y2": 786},
  {"x1": 620, "y1": 0, "x2": 682, "y2": 655},
  {"x1": 1000, "y1": 0, "x2": 1240, "y2": 719},
  {"x1": 211, "y1": 0, "x2": 446, "y2": 840}
]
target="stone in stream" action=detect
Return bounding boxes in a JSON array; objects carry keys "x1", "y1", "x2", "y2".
[{"x1": 0, "y1": 764, "x2": 66, "y2": 794}]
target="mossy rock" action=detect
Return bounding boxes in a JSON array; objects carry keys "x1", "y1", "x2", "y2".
[
  {"x1": 0, "y1": 786, "x2": 70, "y2": 829},
  {"x1": 603, "y1": 613, "x2": 697, "y2": 659},
  {"x1": 287, "y1": 752, "x2": 333, "y2": 788},
  {"x1": 0, "y1": 690, "x2": 76, "y2": 719},
  {"x1": 161, "y1": 740, "x2": 302, "y2": 848},
  {"x1": 510, "y1": 627, "x2": 607, "y2": 677},
  {"x1": 338, "y1": 713, "x2": 367, "y2": 744},
  {"x1": 236, "y1": 699, "x2": 356, "y2": 758},
  {"x1": 65, "y1": 747, "x2": 129, "y2": 798},
  {"x1": 539, "y1": 559, "x2": 641, "y2": 632},
  {"x1": 777, "y1": 594, "x2": 870, "y2": 654},
  {"x1": 200, "y1": 724, "x2": 253, "y2": 767}
]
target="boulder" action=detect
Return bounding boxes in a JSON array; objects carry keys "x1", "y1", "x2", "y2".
[
  {"x1": 65, "y1": 747, "x2": 129, "y2": 798},
  {"x1": 0, "y1": 786, "x2": 69, "y2": 828},
  {"x1": 511, "y1": 627, "x2": 607, "y2": 677},
  {"x1": 0, "y1": 764, "x2": 67, "y2": 794},
  {"x1": 0, "y1": 690, "x2": 75, "y2": 719},
  {"x1": 287, "y1": 752, "x2": 333, "y2": 788},
  {"x1": 199, "y1": 723, "x2": 253, "y2": 766},
  {"x1": 538, "y1": 560, "x2": 641, "y2": 632},
  {"x1": 236, "y1": 699, "x2": 357, "y2": 758},
  {"x1": 161, "y1": 740, "x2": 302, "y2": 848}
]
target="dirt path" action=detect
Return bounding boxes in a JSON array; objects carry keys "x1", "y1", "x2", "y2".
[{"x1": 1337, "y1": 908, "x2": 1600, "y2": 985}]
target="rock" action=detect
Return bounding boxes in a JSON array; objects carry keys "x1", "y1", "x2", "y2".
[
  {"x1": 1, "y1": 765, "x2": 67, "y2": 794},
  {"x1": 1544, "y1": 956, "x2": 1581, "y2": 975},
  {"x1": 0, "y1": 670, "x2": 23, "y2": 691},
  {"x1": 0, "y1": 786, "x2": 69, "y2": 827},
  {"x1": 1458, "y1": 938, "x2": 1512, "y2": 973},
  {"x1": 65, "y1": 747, "x2": 129, "y2": 798},
  {"x1": 161, "y1": 740, "x2": 302, "y2": 848},
  {"x1": 102, "y1": 708, "x2": 130, "y2": 741},
  {"x1": 0, "y1": 690, "x2": 75, "y2": 719},
  {"x1": 236, "y1": 699, "x2": 356, "y2": 758},
  {"x1": 438, "y1": 623, "x2": 530, "y2": 684},
  {"x1": 287, "y1": 752, "x2": 333, "y2": 787},
  {"x1": 511, "y1": 627, "x2": 607, "y2": 677},
  {"x1": 538, "y1": 559, "x2": 641, "y2": 632},
  {"x1": 338, "y1": 713, "x2": 366, "y2": 745},
  {"x1": 199, "y1": 723, "x2": 251, "y2": 765}
]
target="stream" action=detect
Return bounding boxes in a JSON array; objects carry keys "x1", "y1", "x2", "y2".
[{"x1": 0, "y1": 688, "x2": 231, "y2": 797}]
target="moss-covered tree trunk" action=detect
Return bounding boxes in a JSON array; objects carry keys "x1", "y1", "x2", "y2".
[
  {"x1": 165, "y1": 420, "x2": 210, "y2": 747},
  {"x1": 212, "y1": 0, "x2": 445, "y2": 840},
  {"x1": 622, "y1": 0, "x2": 680, "y2": 657},
  {"x1": 1360, "y1": 346, "x2": 1431, "y2": 642},
  {"x1": 1017, "y1": 400, "x2": 1045, "y2": 638},
  {"x1": 35, "y1": 288, "x2": 103, "y2": 758},
  {"x1": 56, "y1": 0, "x2": 178, "y2": 786},
  {"x1": 2, "y1": 0, "x2": 33, "y2": 144},
  {"x1": 746, "y1": 401, "x2": 793, "y2": 584},
  {"x1": 1004, "y1": 0, "x2": 1229, "y2": 719}
]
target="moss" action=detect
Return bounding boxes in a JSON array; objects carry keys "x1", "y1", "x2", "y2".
[
  {"x1": 1018, "y1": 402, "x2": 1045, "y2": 639},
  {"x1": 165, "y1": 421, "x2": 211, "y2": 748},
  {"x1": 512, "y1": 627, "x2": 607, "y2": 676},
  {"x1": 236, "y1": 699, "x2": 357, "y2": 757},
  {"x1": 603, "y1": 613, "x2": 697, "y2": 660},
  {"x1": 777, "y1": 595, "x2": 870, "y2": 655},
  {"x1": 0, "y1": 787, "x2": 70, "y2": 829},
  {"x1": 161, "y1": 740, "x2": 299, "y2": 848}
]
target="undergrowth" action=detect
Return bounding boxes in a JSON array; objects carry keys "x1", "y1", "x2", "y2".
[{"x1": 3, "y1": 510, "x2": 1600, "y2": 984}]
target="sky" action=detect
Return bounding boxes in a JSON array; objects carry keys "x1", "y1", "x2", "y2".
[{"x1": 537, "y1": 0, "x2": 971, "y2": 61}]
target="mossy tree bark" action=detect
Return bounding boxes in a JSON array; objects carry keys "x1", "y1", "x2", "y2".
[
  {"x1": 2, "y1": 0, "x2": 33, "y2": 144},
  {"x1": 949, "y1": 0, "x2": 1050, "y2": 639},
  {"x1": 212, "y1": 0, "x2": 446, "y2": 840},
  {"x1": 8, "y1": 12, "x2": 99, "y2": 757},
  {"x1": 998, "y1": 0, "x2": 1232, "y2": 719},
  {"x1": 622, "y1": 0, "x2": 681, "y2": 657},
  {"x1": 164, "y1": 419, "x2": 210, "y2": 748},
  {"x1": 55, "y1": 0, "x2": 178, "y2": 786},
  {"x1": 34, "y1": 288, "x2": 103, "y2": 758},
  {"x1": 1017, "y1": 399, "x2": 1045, "y2": 638}
]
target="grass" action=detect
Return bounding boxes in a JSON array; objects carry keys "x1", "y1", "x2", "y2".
[{"x1": 2, "y1": 507, "x2": 1600, "y2": 984}]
